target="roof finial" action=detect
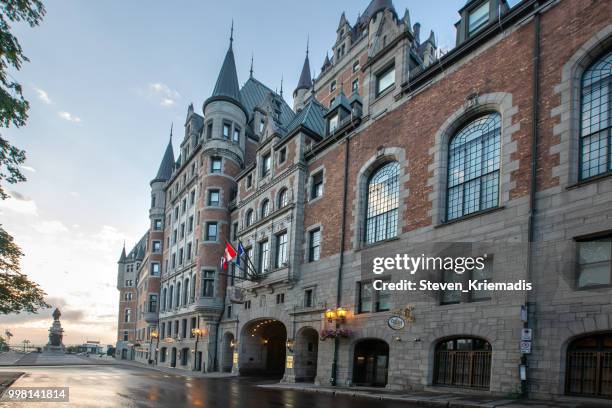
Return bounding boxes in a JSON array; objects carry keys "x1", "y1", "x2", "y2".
[
  {"x1": 250, "y1": 52, "x2": 254, "y2": 78},
  {"x1": 306, "y1": 35, "x2": 309, "y2": 56},
  {"x1": 230, "y1": 19, "x2": 234, "y2": 47},
  {"x1": 280, "y1": 75, "x2": 284, "y2": 97},
  {"x1": 170, "y1": 122, "x2": 173, "y2": 140}
]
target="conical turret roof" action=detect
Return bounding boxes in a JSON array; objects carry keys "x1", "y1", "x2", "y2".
[
  {"x1": 295, "y1": 47, "x2": 312, "y2": 93},
  {"x1": 152, "y1": 135, "x2": 174, "y2": 183}
]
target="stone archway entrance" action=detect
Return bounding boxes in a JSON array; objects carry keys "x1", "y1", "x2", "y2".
[
  {"x1": 221, "y1": 332, "x2": 235, "y2": 373},
  {"x1": 294, "y1": 327, "x2": 318, "y2": 382},
  {"x1": 353, "y1": 339, "x2": 389, "y2": 387},
  {"x1": 566, "y1": 332, "x2": 612, "y2": 398},
  {"x1": 239, "y1": 319, "x2": 287, "y2": 377}
]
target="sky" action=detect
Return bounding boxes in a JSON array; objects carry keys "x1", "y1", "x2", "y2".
[{"x1": 0, "y1": 0, "x2": 520, "y2": 347}]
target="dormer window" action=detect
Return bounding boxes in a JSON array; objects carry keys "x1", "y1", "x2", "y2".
[
  {"x1": 261, "y1": 152, "x2": 271, "y2": 177},
  {"x1": 376, "y1": 64, "x2": 395, "y2": 96},
  {"x1": 330, "y1": 80, "x2": 337, "y2": 92},
  {"x1": 259, "y1": 119, "x2": 265, "y2": 133},
  {"x1": 468, "y1": 1, "x2": 490, "y2": 35},
  {"x1": 329, "y1": 114, "x2": 339, "y2": 133}
]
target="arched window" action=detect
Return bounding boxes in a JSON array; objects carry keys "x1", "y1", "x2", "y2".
[
  {"x1": 190, "y1": 273, "x2": 196, "y2": 301},
  {"x1": 278, "y1": 188, "x2": 289, "y2": 208},
  {"x1": 261, "y1": 199, "x2": 270, "y2": 218},
  {"x1": 246, "y1": 209, "x2": 254, "y2": 227},
  {"x1": 580, "y1": 50, "x2": 612, "y2": 180},
  {"x1": 365, "y1": 161, "x2": 400, "y2": 244},
  {"x1": 183, "y1": 279, "x2": 189, "y2": 306},
  {"x1": 447, "y1": 113, "x2": 501, "y2": 221},
  {"x1": 176, "y1": 282, "x2": 181, "y2": 308},
  {"x1": 566, "y1": 332, "x2": 612, "y2": 397},
  {"x1": 161, "y1": 287, "x2": 167, "y2": 311},
  {"x1": 168, "y1": 286, "x2": 174, "y2": 310},
  {"x1": 434, "y1": 337, "x2": 492, "y2": 389}
]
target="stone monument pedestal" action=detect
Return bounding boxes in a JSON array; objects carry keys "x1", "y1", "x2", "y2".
[{"x1": 43, "y1": 308, "x2": 65, "y2": 354}]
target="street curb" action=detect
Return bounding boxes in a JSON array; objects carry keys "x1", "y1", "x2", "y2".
[
  {"x1": 0, "y1": 372, "x2": 25, "y2": 397},
  {"x1": 258, "y1": 385, "x2": 519, "y2": 408}
]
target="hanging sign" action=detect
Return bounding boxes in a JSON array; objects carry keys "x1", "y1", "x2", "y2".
[
  {"x1": 286, "y1": 355, "x2": 294, "y2": 369},
  {"x1": 233, "y1": 352, "x2": 238, "y2": 364}
]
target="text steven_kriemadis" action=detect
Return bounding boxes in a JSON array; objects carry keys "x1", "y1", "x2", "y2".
[{"x1": 371, "y1": 254, "x2": 533, "y2": 292}]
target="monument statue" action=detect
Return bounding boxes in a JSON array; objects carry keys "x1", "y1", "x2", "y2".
[{"x1": 43, "y1": 308, "x2": 65, "y2": 353}]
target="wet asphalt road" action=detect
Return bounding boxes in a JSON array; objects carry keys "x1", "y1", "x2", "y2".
[{"x1": 0, "y1": 365, "x2": 419, "y2": 408}]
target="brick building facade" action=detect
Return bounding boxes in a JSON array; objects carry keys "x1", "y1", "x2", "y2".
[{"x1": 117, "y1": 0, "x2": 612, "y2": 400}]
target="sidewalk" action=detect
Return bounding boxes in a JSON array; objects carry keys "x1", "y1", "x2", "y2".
[
  {"x1": 113, "y1": 358, "x2": 238, "y2": 379},
  {"x1": 259, "y1": 383, "x2": 612, "y2": 408},
  {"x1": 0, "y1": 351, "x2": 26, "y2": 366}
]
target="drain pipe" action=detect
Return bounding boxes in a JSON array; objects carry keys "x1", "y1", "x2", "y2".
[
  {"x1": 523, "y1": 1, "x2": 541, "y2": 398},
  {"x1": 330, "y1": 126, "x2": 352, "y2": 386}
]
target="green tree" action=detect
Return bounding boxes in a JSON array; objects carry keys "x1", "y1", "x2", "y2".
[{"x1": 0, "y1": 0, "x2": 48, "y2": 314}]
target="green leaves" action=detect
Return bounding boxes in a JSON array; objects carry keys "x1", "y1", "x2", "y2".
[{"x1": 0, "y1": 0, "x2": 48, "y2": 315}]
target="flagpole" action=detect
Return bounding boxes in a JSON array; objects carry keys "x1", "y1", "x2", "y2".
[{"x1": 236, "y1": 239, "x2": 260, "y2": 279}]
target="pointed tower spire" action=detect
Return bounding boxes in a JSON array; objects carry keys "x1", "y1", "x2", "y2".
[
  {"x1": 250, "y1": 52, "x2": 254, "y2": 78},
  {"x1": 151, "y1": 126, "x2": 175, "y2": 184},
  {"x1": 294, "y1": 39, "x2": 312, "y2": 93},
  {"x1": 280, "y1": 75, "x2": 284, "y2": 97},
  {"x1": 204, "y1": 21, "x2": 243, "y2": 112},
  {"x1": 118, "y1": 242, "x2": 127, "y2": 263}
]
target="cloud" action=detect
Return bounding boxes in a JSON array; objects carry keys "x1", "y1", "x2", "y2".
[
  {"x1": 32, "y1": 220, "x2": 69, "y2": 235},
  {"x1": 20, "y1": 165, "x2": 36, "y2": 173},
  {"x1": 0, "y1": 191, "x2": 38, "y2": 215},
  {"x1": 34, "y1": 87, "x2": 51, "y2": 104},
  {"x1": 148, "y1": 82, "x2": 180, "y2": 107},
  {"x1": 58, "y1": 111, "x2": 81, "y2": 123},
  {"x1": 69, "y1": 191, "x2": 80, "y2": 197}
]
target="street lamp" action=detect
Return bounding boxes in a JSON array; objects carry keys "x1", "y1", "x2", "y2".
[
  {"x1": 150, "y1": 330, "x2": 159, "y2": 365},
  {"x1": 192, "y1": 328, "x2": 204, "y2": 371},
  {"x1": 336, "y1": 307, "x2": 348, "y2": 322},
  {"x1": 325, "y1": 309, "x2": 337, "y2": 323}
]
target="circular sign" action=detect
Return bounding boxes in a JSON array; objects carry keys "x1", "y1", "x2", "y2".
[{"x1": 387, "y1": 316, "x2": 405, "y2": 330}]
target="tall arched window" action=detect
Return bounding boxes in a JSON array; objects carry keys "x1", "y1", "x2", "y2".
[
  {"x1": 447, "y1": 113, "x2": 501, "y2": 221},
  {"x1": 183, "y1": 278, "x2": 189, "y2": 306},
  {"x1": 176, "y1": 282, "x2": 181, "y2": 308},
  {"x1": 261, "y1": 199, "x2": 270, "y2": 218},
  {"x1": 246, "y1": 209, "x2": 254, "y2": 227},
  {"x1": 278, "y1": 188, "x2": 289, "y2": 208},
  {"x1": 161, "y1": 287, "x2": 167, "y2": 311},
  {"x1": 580, "y1": 50, "x2": 611, "y2": 180},
  {"x1": 365, "y1": 161, "x2": 400, "y2": 244},
  {"x1": 168, "y1": 286, "x2": 174, "y2": 310}
]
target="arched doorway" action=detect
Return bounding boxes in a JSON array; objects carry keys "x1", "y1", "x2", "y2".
[
  {"x1": 434, "y1": 337, "x2": 492, "y2": 389},
  {"x1": 170, "y1": 347, "x2": 177, "y2": 368},
  {"x1": 566, "y1": 332, "x2": 612, "y2": 398},
  {"x1": 239, "y1": 319, "x2": 287, "y2": 377},
  {"x1": 294, "y1": 327, "x2": 318, "y2": 382},
  {"x1": 221, "y1": 332, "x2": 235, "y2": 373},
  {"x1": 353, "y1": 339, "x2": 389, "y2": 387}
]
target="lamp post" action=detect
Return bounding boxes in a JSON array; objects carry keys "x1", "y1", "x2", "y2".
[
  {"x1": 324, "y1": 306, "x2": 350, "y2": 386},
  {"x1": 192, "y1": 328, "x2": 203, "y2": 371},
  {"x1": 150, "y1": 330, "x2": 159, "y2": 365}
]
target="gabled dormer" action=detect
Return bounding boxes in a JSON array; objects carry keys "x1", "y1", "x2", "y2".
[
  {"x1": 334, "y1": 12, "x2": 352, "y2": 62},
  {"x1": 455, "y1": 0, "x2": 509, "y2": 46},
  {"x1": 325, "y1": 90, "x2": 352, "y2": 135}
]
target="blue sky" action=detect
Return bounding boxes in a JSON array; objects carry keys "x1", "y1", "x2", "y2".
[{"x1": 0, "y1": 0, "x2": 519, "y2": 345}]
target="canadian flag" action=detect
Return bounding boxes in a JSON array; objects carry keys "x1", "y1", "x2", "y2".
[{"x1": 221, "y1": 241, "x2": 237, "y2": 270}]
